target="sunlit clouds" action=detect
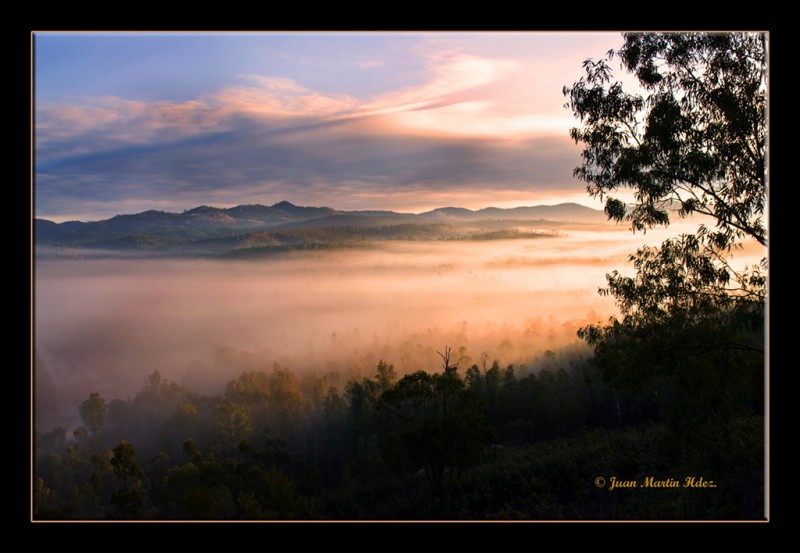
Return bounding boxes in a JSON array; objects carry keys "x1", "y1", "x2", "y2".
[
  {"x1": 34, "y1": 32, "x2": 625, "y2": 221},
  {"x1": 215, "y1": 75, "x2": 360, "y2": 118}
]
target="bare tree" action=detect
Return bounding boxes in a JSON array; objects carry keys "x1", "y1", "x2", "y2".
[{"x1": 437, "y1": 345, "x2": 463, "y2": 376}]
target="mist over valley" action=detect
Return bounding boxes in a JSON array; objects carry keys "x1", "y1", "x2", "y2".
[
  {"x1": 35, "y1": 201, "x2": 760, "y2": 434},
  {"x1": 34, "y1": 201, "x2": 644, "y2": 430}
]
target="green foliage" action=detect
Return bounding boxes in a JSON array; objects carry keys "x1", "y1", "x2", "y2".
[
  {"x1": 379, "y1": 370, "x2": 493, "y2": 495},
  {"x1": 567, "y1": 33, "x2": 766, "y2": 465},
  {"x1": 111, "y1": 440, "x2": 143, "y2": 486},
  {"x1": 79, "y1": 393, "x2": 107, "y2": 434},
  {"x1": 33, "y1": 348, "x2": 762, "y2": 519},
  {"x1": 564, "y1": 32, "x2": 766, "y2": 251},
  {"x1": 600, "y1": 234, "x2": 765, "y2": 327},
  {"x1": 375, "y1": 360, "x2": 397, "y2": 392},
  {"x1": 213, "y1": 401, "x2": 253, "y2": 447},
  {"x1": 579, "y1": 300, "x2": 764, "y2": 436},
  {"x1": 565, "y1": 32, "x2": 767, "y2": 350},
  {"x1": 224, "y1": 365, "x2": 311, "y2": 437},
  {"x1": 109, "y1": 440, "x2": 146, "y2": 518},
  {"x1": 120, "y1": 371, "x2": 190, "y2": 455}
]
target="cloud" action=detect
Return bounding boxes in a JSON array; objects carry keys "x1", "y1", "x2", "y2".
[
  {"x1": 215, "y1": 75, "x2": 360, "y2": 118},
  {"x1": 360, "y1": 54, "x2": 518, "y2": 115},
  {"x1": 35, "y1": 50, "x2": 586, "y2": 220},
  {"x1": 36, "y1": 96, "x2": 234, "y2": 166},
  {"x1": 359, "y1": 60, "x2": 385, "y2": 69}
]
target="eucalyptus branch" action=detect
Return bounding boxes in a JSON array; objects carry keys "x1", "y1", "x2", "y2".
[{"x1": 681, "y1": 176, "x2": 766, "y2": 246}]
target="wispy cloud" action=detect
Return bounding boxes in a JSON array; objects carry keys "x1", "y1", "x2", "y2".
[
  {"x1": 360, "y1": 54, "x2": 518, "y2": 115},
  {"x1": 35, "y1": 43, "x2": 592, "y2": 221},
  {"x1": 359, "y1": 60, "x2": 385, "y2": 69},
  {"x1": 215, "y1": 75, "x2": 360, "y2": 117}
]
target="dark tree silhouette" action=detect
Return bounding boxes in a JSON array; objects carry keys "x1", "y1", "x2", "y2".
[{"x1": 566, "y1": 32, "x2": 766, "y2": 454}]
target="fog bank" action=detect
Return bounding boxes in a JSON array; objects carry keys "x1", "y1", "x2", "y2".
[{"x1": 36, "y1": 221, "x2": 762, "y2": 430}]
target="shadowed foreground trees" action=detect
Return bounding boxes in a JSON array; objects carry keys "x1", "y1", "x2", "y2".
[
  {"x1": 564, "y1": 33, "x2": 766, "y2": 514},
  {"x1": 565, "y1": 31, "x2": 766, "y2": 433},
  {"x1": 33, "y1": 343, "x2": 763, "y2": 519},
  {"x1": 563, "y1": 32, "x2": 766, "y2": 322}
]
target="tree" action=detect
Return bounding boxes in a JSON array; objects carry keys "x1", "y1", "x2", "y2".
[
  {"x1": 214, "y1": 401, "x2": 253, "y2": 447},
  {"x1": 564, "y1": 33, "x2": 767, "y2": 438},
  {"x1": 224, "y1": 366, "x2": 311, "y2": 437},
  {"x1": 111, "y1": 440, "x2": 143, "y2": 488},
  {"x1": 564, "y1": 33, "x2": 766, "y2": 244},
  {"x1": 563, "y1": 32, "x2": 767, "y2": 306},
  {"x1": 379, "y1": 370, "x2": 492, "y2": 495},
  {"x1": 375, "y1": 360, "x2": 397, "y2": 392},
  {"x1": 110, "y1": 440, "x2": 146, "y2": 518},
  {"x1": 79, "y1": 392, "x2": 108, "y2": 434}
]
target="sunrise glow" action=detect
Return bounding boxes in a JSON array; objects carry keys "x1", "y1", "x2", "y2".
[{"x1": 35, "y1": 31, "x2": 624, "y2": 222}]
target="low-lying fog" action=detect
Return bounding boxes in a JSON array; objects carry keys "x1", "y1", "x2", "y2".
[{"x1": 34, "y1": 220, "x2": 766, "y2": 430}]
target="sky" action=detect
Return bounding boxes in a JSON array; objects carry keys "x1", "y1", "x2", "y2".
[{"x1": 34, "y1": 31, "x2": 627, "y2": 222}]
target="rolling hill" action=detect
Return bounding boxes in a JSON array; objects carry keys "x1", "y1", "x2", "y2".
[{"x1": 34, "y1": 201, "x2": 608, "y2": 258}]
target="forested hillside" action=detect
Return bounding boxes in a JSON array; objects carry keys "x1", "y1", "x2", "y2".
[
  {"x1": 34, "y1": 333, "x2": 764, "y2": 520},
  {"x1": 34, "y1": 202, "x2": 602, "y2": 258}
]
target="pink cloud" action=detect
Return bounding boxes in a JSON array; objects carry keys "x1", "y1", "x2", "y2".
[
  {"x1": 38, "y1": 46, "x2": 578, "y2": 158},
  {"x1": 359, "y1": 54, "x2": 517, "y2": 116},
  {"x1": 212, "y1": 75, "x2": 359, "y2": 118}
]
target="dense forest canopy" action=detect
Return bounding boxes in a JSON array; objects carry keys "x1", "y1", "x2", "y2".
[{"x1": 34, "y1": 348, "x2": 762, "y2": 519}]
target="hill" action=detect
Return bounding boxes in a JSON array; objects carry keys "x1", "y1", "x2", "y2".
[{"x1": 34, "y1": 201, "x2": 607, "y2": 258}]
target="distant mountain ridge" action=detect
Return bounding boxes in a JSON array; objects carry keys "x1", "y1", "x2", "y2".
[
  {"x1": 34, "y1": 200, "x2": 608, "y2": 257},
  {"x1": 419, "y1": 203, "x2": 605, "y2": 222},
  {"x1": 38, "y1": 200, "x2": 603, "y2": 228}
]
